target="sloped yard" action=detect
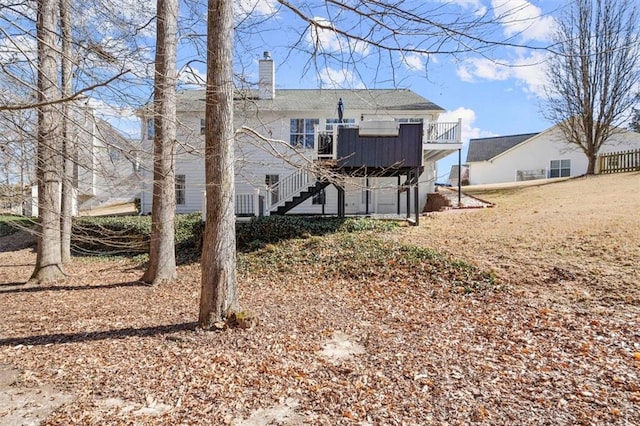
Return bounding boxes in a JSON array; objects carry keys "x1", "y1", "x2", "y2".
[{"x1": 0, "y1": 172, "x2": 639, "y2": 425}]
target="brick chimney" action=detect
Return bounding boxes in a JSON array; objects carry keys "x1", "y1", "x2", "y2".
[{"x1": 258, "y1": 51, "x2": 275, "y2": 100}]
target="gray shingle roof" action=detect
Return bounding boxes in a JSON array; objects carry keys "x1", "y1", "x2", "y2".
[
  {"x1": 177, "y1": 89, "x2": 444, "y2": 113},
  {"x1": 466, "y1": 133, "x2": 539, "y2": 162}
]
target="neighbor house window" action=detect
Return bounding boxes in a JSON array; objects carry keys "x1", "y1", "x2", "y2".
[
  {"x1": 290, "y1": 118, "x2": 319, "y2": 148},
  {"x1": 200, "y1": 118, "x2": 205, "y2": 135},
  {"x1": 146, "y1": 118, "x2": 154, "y2": 140},
  {"x1": 176, "y1": 174, "x2": 186, "y2": 205},
  {"x1": 398, "y1": 118, "x2": 424, "y2": 123},
  {"x1": 549, "y1": 159, "x2": 570, "y2": 178},
  {"x1": 325, "y1": 118, "x2": 355, "y2": 130}
]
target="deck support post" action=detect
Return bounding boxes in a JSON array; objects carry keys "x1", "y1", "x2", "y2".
[
  {"x1": 405, "y1": 171, "x2": 411, "y2": 220},
  {"x1": 336, "y1": 185, "x2": 345, "y2": 217},
  {"x1": 414, "y1": 167, "x2": 419, "y2": 226},
  {"x1": 365, "y1": 175, "x2": 370, "y2": 215}
]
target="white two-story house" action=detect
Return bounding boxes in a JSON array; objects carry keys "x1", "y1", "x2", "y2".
[{"x1": 139, "y1": 53, "x2": 462, "y2": 223}]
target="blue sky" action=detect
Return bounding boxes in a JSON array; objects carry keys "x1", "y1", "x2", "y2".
[
  {"x1": 220, "y1": 0, "x2": 567, "y2": 179},
  {"x1": 68, "y1": 0, "x2": 633, "y2": 179}
]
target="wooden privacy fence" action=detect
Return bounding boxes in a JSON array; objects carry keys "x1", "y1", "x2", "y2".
[{"x1": 598, "y1": 148, "x2": 640, "y2": 174}]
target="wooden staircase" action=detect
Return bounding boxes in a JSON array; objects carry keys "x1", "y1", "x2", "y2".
[{"x1": 272, "y1": 179, "x2": 330, "y2": 215}]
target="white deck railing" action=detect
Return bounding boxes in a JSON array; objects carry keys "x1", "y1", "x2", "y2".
[
  {"x1": 201, "y1": 189, "x2": 264, "y2": 221},
  {"x1": 424, "y1": 119, "x2": 462, "y2": 144},
  {"x1": 267, "y1": 168, "x2": 314, "y2": 210},
  {"x1": 313, "y1": 120, "x2": 462, "y2": 161}
]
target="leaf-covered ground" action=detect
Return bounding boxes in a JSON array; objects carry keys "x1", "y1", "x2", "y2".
[{"x1": 1, "y1": 172, "x2": 639, "y2": 425}]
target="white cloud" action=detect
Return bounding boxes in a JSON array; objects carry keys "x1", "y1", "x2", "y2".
[
  {"x1": 318, "y1": 67, "x2": 365, "y2": 89},
  {"x1": 178, "y1": 66, "x2": 206, "y2": 88},
  {"x1": 438, "y1": 107, "x2": 497, "y2": 142},
  {"x1": 510, "y1": 50, "x2": 549, "y2": 96},
  {"x1": 437, "y1": 0, "x2": 488, "y2": 16},
  {"x1": 457, "y1": 57, "x2": 511, "y2": 82},
  {"x1": 402, "y1": 53, "x2": 427, "y2": 72},
  {"x1": 308, "y1": 17, "x2": 341, "y2": 52},
  {"x1": 307, "y1": 17, "x2": 369, "y2": 56},
  {"x1": 235, "y1": 0, "x2": 279, "y2": 18},
  {"x1": 491, "y1": 0, "x2": 556, "y2": 42},
  {"x1": 456, "y1": 49, "x2": 550, "y2": 97}
]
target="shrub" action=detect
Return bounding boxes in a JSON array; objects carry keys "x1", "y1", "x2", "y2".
[
  {"x1": 235, "y1": 216, "x2": 398, "y2": 251},
  {"x1": 0, "y1": 215, "x2": 36, "y2": 237},
  {"x1": 70, "y1": 214, "x2": 399, "y2": 257},
  {"x1": 72, "y1": 215, "x2": 152, "y2": 255}
]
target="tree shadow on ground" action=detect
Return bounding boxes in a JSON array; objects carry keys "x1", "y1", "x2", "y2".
[
  {"x1": 0, "y1": 280, "x2": 150, "y2": 295},
  {"x1": 0, "y1": 322, "x2": 198, "y2": 347}
]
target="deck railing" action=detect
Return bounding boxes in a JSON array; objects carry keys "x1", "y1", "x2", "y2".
[
  {"x1": 201, "y1": 189, "x2": 264, "y2": 221},
  {"x1": 598, "y1": 148, "x2": 640, "y2": 174},
  {"x1": 424, "y1": 119, "x2": 462, "y2": 144},
  {"x1": 267, "y1": 168, "x2": 314, "y2": 210},
  {"x1": 314, "y1": 120, "x2": 462, "y2": 161},
  {"x1": 314, "y1": 122, "x2": 356, "y2": 160}
]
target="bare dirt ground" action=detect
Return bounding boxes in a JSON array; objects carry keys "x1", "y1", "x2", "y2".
[
  {"x1": 398, "y1": 172, "x2": 640, "y2": 314},
  {"x1": 0, "y1": 172, "x2": 639, "y2": 425}
]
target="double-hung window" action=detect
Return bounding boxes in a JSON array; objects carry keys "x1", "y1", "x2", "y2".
[
  {"x1": 290, "y1": 118, "x2": 319, "y2": 148},
  {"x1": 200, "y1": 118, "x2": 205, "y2": 135},
  {"x1": 549, "y1": 159, "x2": 570, "y2": 178},
  {"x1": 176, "y1": 175, "x2": 186, "y2": 205}
]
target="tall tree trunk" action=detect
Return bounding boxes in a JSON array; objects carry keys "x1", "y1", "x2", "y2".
[
  {"x1": 60, "y1": 0, "x2": 73, "y2": 263},
  {"x1": 586, "y1": 152, "x2": 597, "y2": 174},
  {"x1": 30, "y1": 0, "x2": 64, "y2": 284},
  {"x1": 199, "y1": 0, "x2": 238, "y2": 328},
  {"x1": 141, "y1": 0, "x2": 178, "y2": 285}
]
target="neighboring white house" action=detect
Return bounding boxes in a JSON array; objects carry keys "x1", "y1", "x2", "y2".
[
  {"x1": 139, "y1": 52, "x2": 462, "y2": 219},
  {"x1": 26, "y1": 109, "x2": 142, "y2": 217},
  {"x1": 466, "y1": 124, "x2": 640, "y2": 185}
]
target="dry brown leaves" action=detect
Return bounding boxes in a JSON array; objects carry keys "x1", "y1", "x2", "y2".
[{"x1": 1, "y1": 173, "x2": 639, "y2": 425}]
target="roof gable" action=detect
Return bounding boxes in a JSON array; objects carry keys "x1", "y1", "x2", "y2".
[{"x1": 466, "y1": 133, "x2": 539, "y2": 162}]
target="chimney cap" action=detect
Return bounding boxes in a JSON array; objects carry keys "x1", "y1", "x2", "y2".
[{"x1": 263, "y1": 51, "x2": 271, "y2": 60}]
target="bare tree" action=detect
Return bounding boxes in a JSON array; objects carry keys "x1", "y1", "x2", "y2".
[
  {"x1": 542, "y1": 0, "x2": 640, "y2": 174},
  {"x1": 631, "y1": 104, "x2": 640, "y2": 133},
  {"x1": 29, "y1": 0, "x2": 64, "y2": 284},
  {"x1": 198, "y1": 0, "x2": 238, "y2": 328},
  {"x1": 141, "y1": 0, "x2": 178, "y2": 285},
  {"x1": 60, "y1": 0, "x2": 74, "y2": 263}
]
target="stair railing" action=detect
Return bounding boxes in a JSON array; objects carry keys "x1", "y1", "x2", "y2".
[{"x1": 268, "y1": 168, "x2": 315, "y2": 210}]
